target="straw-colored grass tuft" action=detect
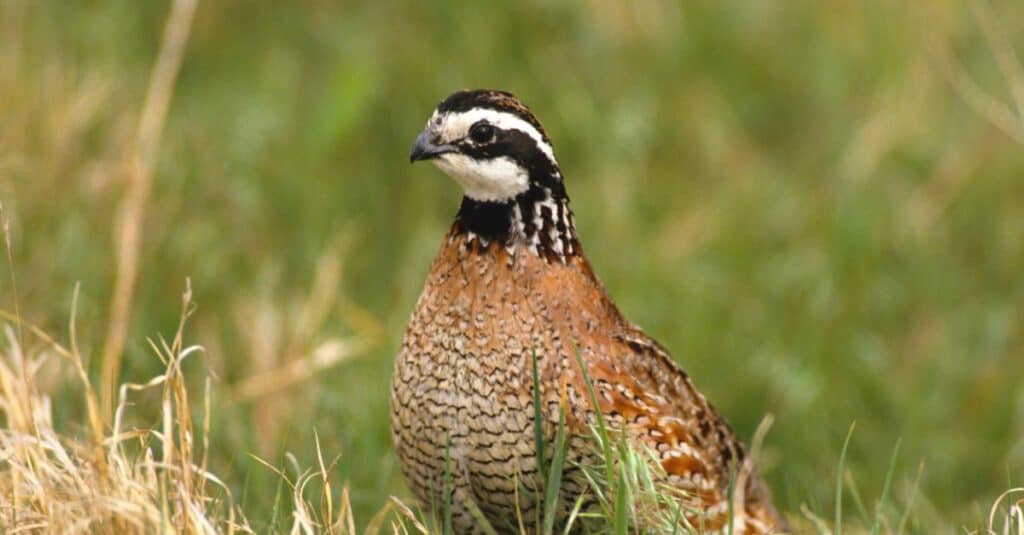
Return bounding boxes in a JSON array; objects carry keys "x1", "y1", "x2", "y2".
[
  {"x1": 0, "y1": 282, "x2": 252, "y2": 533},
  {"x1": 0, "y1": 280, "x2": 368, "y2": 534}
]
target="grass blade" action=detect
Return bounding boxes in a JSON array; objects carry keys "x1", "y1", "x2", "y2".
[
  {"x1": 532, "y1": 347, "x2": 546, "y2": 522},
  {"x1": 561, "y1": 491, "x2": 588, "y2": 535},
  {"x1": 897, "y1": 461, "x2": 924, "y2": 535},
  {"x1": 444, "y1": 431, "x2": 453, "y2": 535},
  {"x1": 464, "y1": 498, "x2": 499, "y2": 535},
  {"x1": 727, "y1": 459, "x2": 736, "y2": 535},
  {"x1": 871, "y1": 439, "x2": 901, "y2": 535},
  {"x1": 835, "y1": 422, "x2": 856, "y2": 535},
  {"x1": 268, "y1": 454, "x2": 286, "y2": 530},
  {"x1": 542, "y1": 407, "x2": 567, "y2": 535},
  {"x1": 670, "y1": 500, "x2": 683, "y2": 535},
  {"x1": 844, "y1": 468, "x2": 871, "y2": 526},
  {"x1": 614, "y1": 460, "x2": 628, "y2": 535},
  {"x1": 572, "y1": 347, "x2": 613, "y2": 488}
]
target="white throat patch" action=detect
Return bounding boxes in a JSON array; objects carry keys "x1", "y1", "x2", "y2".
[{"x1": 432, "y1": 154, "x2": 529, "y2": 202}]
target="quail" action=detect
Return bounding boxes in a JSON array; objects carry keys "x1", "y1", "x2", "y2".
[{"x1": 390, "y1": 89, "x2": 786, "y2": 534}]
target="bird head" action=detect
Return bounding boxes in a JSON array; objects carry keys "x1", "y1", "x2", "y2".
[{"x1": 409, "y1": 89, "x2": 561, "y2": 203}]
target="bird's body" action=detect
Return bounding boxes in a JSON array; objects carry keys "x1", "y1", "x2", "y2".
[{"x1": 391, "y1": 90, "x2": 786, "y2": 534}]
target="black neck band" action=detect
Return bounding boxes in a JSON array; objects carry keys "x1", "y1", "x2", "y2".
[{"x1": 453, "y1": 179, "x2": 578, "y2": 261}]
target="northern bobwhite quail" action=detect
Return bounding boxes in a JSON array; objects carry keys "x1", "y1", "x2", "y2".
[{"x1": 391, "y1": 89, "x2": 786, "y2": 534}]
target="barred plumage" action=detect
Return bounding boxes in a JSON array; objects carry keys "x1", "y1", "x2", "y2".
[{"x1": 392, "y1": 89, "x2": 787, "y2": 534}]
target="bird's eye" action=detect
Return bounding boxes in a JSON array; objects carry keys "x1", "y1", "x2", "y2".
[{"x1": 469, "y1": 122, "x2": 495, "y2": 143}]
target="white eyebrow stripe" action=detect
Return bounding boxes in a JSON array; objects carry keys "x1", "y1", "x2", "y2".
[{"x1": 441, "y1": 108, "x2": 556, "y2": 163}]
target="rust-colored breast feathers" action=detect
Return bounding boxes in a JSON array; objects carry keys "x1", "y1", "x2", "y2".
[{"x1": 391, "y1": 233, "x2": 785, "y2": 533}]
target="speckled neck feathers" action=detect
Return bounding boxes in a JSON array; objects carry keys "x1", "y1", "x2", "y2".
[{"x1": 452, "y1": 173, "x2": 578, "y2": 262}]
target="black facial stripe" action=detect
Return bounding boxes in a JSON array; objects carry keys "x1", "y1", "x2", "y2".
[
  {"x1": 437, "y1": 89, "x2": 551, "y2": 143},
  {"x1": 456, "y1": 128, "x2": 558, "y2": 181}
]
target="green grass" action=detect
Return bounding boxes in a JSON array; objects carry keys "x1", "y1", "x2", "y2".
[
  {"x1": 835, "y1": 423, "x2": 856, "y2": 535},
  {"x1": 2, "y1": 0, "x2": 1024, "y2": 532}
]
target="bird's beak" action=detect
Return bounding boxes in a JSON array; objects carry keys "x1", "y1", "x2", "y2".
[{"x1": 409, "y1": 128, "x2": 454, "y2": 163}]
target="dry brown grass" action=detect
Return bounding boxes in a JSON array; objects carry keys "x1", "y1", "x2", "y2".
[
  {"x1": 100, "y1": 0, "x2": 199, "y2": 424},
  {"x1": 1, "y1": 287, "x2": 1020, "y2": 534},
  {"x1": 986, "y1": 488, "x2": 1024, "y2": 535},
  {"x1": 0, "y1": 281, "x2": 366, "y2": 534},
  {"x1": 2, "y1": 282, "x2": 238, "y2": 532}
]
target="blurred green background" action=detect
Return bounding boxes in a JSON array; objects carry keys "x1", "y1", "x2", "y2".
[{"x1": 2, "y1": 0, "x2": 1023, "y2": 530}]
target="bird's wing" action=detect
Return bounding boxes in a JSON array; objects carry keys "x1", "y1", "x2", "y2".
[{"x1": 565, "y1": 326, "x2": 785, "y2": 532}]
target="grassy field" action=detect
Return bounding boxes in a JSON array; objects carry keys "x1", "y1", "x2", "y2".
[{"x1": 2, "y1": 0, "x2": 1023, "y2": 532}]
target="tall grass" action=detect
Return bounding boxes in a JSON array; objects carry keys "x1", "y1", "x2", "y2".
[
  {"x1": 0, "y1": 286, "x2": 1020, "y2": 532},
  {"x1": 1, "y1": 0, "x2": 1023, "y2": 532},
  {"x1": 0, "y1": 281, "x2": 238, "y2": 532},
  {"x1": 0, "y1": 281, "x2": 368, "y2": 533}
]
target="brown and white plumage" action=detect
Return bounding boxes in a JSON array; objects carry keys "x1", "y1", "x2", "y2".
[{"x1": 391, "y1": 89, "x2": 786, "y2": 533}]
